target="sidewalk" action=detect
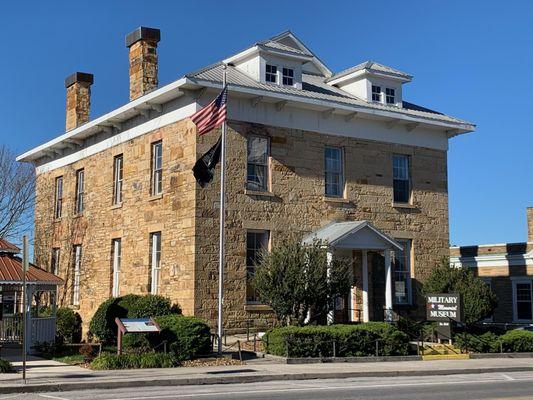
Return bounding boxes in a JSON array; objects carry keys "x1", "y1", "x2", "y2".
[{"x1": 1, "y1": 354, "x2": 533, "y2": 394}]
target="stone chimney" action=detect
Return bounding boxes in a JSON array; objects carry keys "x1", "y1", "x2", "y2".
[
  {"x1": 526, "y1": 207, "x2": 533, "y2": 242},
  {"x1": 126, "y1": 27, "x2": 160, "y2": 101},
  {"x1": 65, "y1": 72, "x2": 93, "y2": 131}
]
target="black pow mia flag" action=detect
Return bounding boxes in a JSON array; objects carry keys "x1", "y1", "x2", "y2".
[{"x1": 192, "y1": 135, "x2": 222, "y2": 187}]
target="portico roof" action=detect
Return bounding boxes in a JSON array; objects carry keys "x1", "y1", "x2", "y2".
[{"x1": 302, "y1": 221, "x2": 403, "y2": 251}]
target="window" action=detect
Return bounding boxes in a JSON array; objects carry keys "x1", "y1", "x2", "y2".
[
  {"x1": 265, "y1": 64, "x2": 277, "y2": 83},
  {"x1": 393, "y1": 240, "x2": 412, "y2": 304},
  {"x1": 54, "y1": 176, "x2": 63, "y2": 219},
  {"x1": 481, "y1": 278, "x2": 494, "y2": 322},
  {"x1": 111, "y1": 239, "x2": 121, "y2": 297},
  {"x1": 282, "y1": 67, "x2": 294, "y2": 86},
  {"x1": 514, "y1": 281, "x2": 533, "y2": 321},
  {"x1": 247, "y1": 137, "x2": 269, "y2": 191},
  {"x1": 149, "y1": 232, "x2": 161, "y2": 295},
  {"x1": 393, "y1": 154, "x2": 411, "y2": 203},
  {"x1": 113, "y1": 155, "x2": 123, "y2": 205},
  {"x1": 324, "y1": 147, "x2": 344, "y2": 197},
  {"x1": 151, "y1": 141, "x2": 163, "y2": 195},
  {"x1": 372, "y1": 85, "x2": 382, "y2": 102},
  {"x1": 75, "y1": 169, "x2": 85, "y2": 214},
  {"x1": 386, "y1": 88, "x2": 395, "y2": 104},
  {"x1": 246, "y1": 230, "x2": 269, "y2": 303},
  {"x1": 51, "y1": 248, "x2": 60, "y2": 275},
  {"x1": 72, "y1": 245, "x2": 82, "y2": 306}
]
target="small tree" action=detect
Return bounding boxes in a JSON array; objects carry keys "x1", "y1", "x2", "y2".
[
  {"x1": 253, "y1": 239, "x2": 351, "y2": 326},
  {"x1": 423, "y1": 259, "x2": 497, "y2": 324}
]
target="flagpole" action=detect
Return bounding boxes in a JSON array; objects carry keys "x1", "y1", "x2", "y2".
[{"x1": 217, "y1": 65, "x2": 227, "y2": 356}]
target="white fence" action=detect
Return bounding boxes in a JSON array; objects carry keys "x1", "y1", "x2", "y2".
[{"x1": 31, "y1": 317, "x2": 56, "y2": 345}]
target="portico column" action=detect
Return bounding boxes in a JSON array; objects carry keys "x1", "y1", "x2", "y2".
[
  {"x1": 326, "y1": 250, "x2": 334, "y2": 325},
  {"x1": 362, "y1": 250, "x2": 369, "y2": 323},
  {"x1": 384, "y1": 249, "x2": 393, "y2": 322}
]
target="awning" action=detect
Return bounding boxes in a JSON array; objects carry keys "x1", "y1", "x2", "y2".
[{"x1": 302, "y1": 221, "x2": 403, "y2": 251}]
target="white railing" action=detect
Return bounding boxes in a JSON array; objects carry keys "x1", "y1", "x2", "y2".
[
  {"x1": 0, "y1": 315, "x2": 22, "y2": 342},
  {"x1": 31, "y1": 317, "x2": 56, "y2": 345}
]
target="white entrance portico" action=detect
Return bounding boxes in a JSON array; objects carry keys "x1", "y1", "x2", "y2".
[{"x1": 303, "y1": 221, "x2": 403, "y2": 323}]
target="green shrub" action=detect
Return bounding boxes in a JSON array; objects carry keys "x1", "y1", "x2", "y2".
[
  {"x1": 89, "y1": 295, "x2": 180, "y2": 344},
  {"x1": 0, "y1": 358, "x2": 15, "y2": 373},
  {"x1": 154, "y1": 315, "x2": 212, "y2": 360},
  {"x1": 455, "y1": 331, "x2": 500, "y2": 353},
  {"x1": 90, "y1": 352, "x2": 177, "y2": 370},
  {"x1": 122, "y1": 333, "x2": 153, "y2": 353},
  {"x1": 56, "y1": 308, "x2": 82, "y2": 344},
  {"x1": 264, "y1": 323, "x2": 409, "y2": 358},
  {"x1": 501, "y1": 330, "x2": 533, "y2": 353}
]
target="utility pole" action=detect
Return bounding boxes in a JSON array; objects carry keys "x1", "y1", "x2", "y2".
[{"x1": 22, "y1": 235, "x2": 28, "y2": 383}]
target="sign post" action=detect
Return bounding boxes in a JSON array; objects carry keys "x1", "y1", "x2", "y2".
[
  {"x1": 22, "y1": 236, "x2": 29, "y2": 384},
  {"x1": 426, "y1": 293, "x2": 463, "y2": 342}
]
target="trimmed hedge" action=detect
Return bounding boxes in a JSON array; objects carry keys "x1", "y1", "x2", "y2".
[
  {"x1": 264, "y1": 323, "x2": 410, "y2": 358},
  {"x1": 89, "y1": 295, "x2": 180, "y2": 344},
  {"x1": 0, "y1": 358, "x2": 15, "y2": 373},
  {"x1": 91, "y1": 353, "x2": 177, "y2": 370},
  {"x1": 56, "y1": 308, "x2": 82, "y2": 344},
  {"x1": 455, "y1": 329, "x2": 533, "y2": 353},
  {"x1": 154, "y1": 315, "x2": 212, "y2": 361}
]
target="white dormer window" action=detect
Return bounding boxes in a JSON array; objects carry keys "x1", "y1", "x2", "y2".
[
  {"x1": 282, "y1": 67, "x2": 294, "y2": 86},
  {"x1": 386, "y1": 88, "x2": 395, "y2": 104},
  {"x1": 372, "y1": 85, "x2": 382, "y2": 102},
  {"x1": 265, "y1": 64, "x2": 277, "y2": 83}
]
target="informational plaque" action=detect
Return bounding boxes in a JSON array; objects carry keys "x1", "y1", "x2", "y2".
[{"x1": 115, "y1": 317, "x2": 161, "y2": 354}]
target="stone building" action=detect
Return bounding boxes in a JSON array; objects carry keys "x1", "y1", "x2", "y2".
[
  {"x1": 450, "y1": 207, "x2": 533, "y2": 324},
  {"x1": 17, "y1": 28, "x2": 475, "y2": 333}
]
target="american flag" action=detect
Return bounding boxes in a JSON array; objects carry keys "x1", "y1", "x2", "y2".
[{"x1": 190, "y1": 86, "x2": 228, "y2": 135}]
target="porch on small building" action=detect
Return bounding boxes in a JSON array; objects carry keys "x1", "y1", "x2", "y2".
[
  {"x1": 303, "y1": 221, "x2": 404, "y2": 324},
  {"x1": 0, "y1": 238, "x2": 63, "y2": 354}
]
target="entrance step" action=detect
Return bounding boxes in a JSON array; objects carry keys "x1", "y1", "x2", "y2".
[
  {"x1": 420, "y1": 344, "x2": 463, "y2": 356},
  {"x1": 422, "y1": 353, "x2": 470, "y2": 361}
]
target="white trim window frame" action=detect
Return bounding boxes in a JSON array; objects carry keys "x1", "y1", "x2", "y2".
[
  {"x1": 75, "y1": 169, "x2": 85, "y2": 215},
  {"x1": 324, "y1": 147, "x2": 344, "y2": 198},
  {"x1": 149, "y1": 232, "x2": 162, "y2": 295},
  {"x1": 51, "y1": 248, "x2": 60, "y2": 275},
  {"x1": 72, "y1": 245, "x2": 82, "y2": 306},
  {"x1": 246, "y1": 136, "x2": 270, "y2": 192},
  {"x1": 512, "y1": 278, "x2": 533, "y2": 322},
  {"x1": 282, "y1": 67, "x2": 294, "y2": 86},
  {"x1": 151, "y1": 141, "x2": 163, "y2": 196},
  {"x1": 54, "y1": 176, "x2": 63, "y2": 219},
  {"x1": 371, "y1": 85, "x2": 382, "y2": 102},
  {"x1": 386, "y1": 88, "x2": 396, "y2": 104},
  {"x1": 265, "y1": 64, "x2": 278, "y2": 84},
  {"x1": 393, "y1": 154, "x2": 411, "y2": 204},
  {"x1": 246, "y1": 230, "x2": 270, "y2": 304},
  {"x1": 111, "y1": 238, "x2": 121, "y2": 297},
  {"x1": 393, "y1": 239, "x2": 412, "y2": 305},
  {"x1": 113, "y1": 154, "x2": 123, "y2": 205}
]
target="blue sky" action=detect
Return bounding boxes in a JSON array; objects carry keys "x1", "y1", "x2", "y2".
[{"x1": 1, "y1": 1, "x2": 531, "y2": 246}]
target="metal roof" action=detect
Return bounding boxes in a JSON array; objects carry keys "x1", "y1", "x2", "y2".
[
  {"x1": 187, "y1": 63, "x2": 472, "y2": 127},
  {"x1": 0, "y1": 253, "x2": 63, "y2": 285},
  {"x1": 0, "y1": 239, "x2": 20, "y2": 253},
  {"x1": 327, "y1": 61, "x2": 413, "y2": 82},
  {"x1": 302, "y1": 221, "x2": 403, "y2": 250}
]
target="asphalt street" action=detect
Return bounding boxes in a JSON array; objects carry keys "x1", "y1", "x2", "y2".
[{"x1": 4, "y1": 371, "x2": 533, "y2": 400}]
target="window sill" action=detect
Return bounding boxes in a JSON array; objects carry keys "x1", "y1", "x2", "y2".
[
  {"x1": 148, "y1": 194, "x2": 163, "y2": 202},
  {"x1": 392, "y1": 202, "x2": 417, "y2": 210},
  {"x1": 73, "y1": 213, "x2": 84, "y2": 219},
  {"x1": 110, "y1": 203, "x2": 123, "y2": 210},
  {"x1": 244, "y1": 189, "x2": 275, "y2": 198},
  {"x1": 53, "y1": 218, "x2": 62, "y2": 223},
  {"x1": 323, "y1": 196, "x2": 351, "y2": 204},
  {"x1": 245, "y1": 304, "x2": 272, "y2": 312},
  {"x1": 69, "y1": 305, "x2": 80, "y2": 311}
]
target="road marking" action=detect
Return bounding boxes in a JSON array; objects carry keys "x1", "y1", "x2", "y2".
[
  {"x1": 95, "y1": 376, "x2": 533, "y2": 400},
  {"x1": 38, "y1": 395, "x2": 71, "y2": 400},
  {"x1": 500, "y1": 373, "x2": 516, "y2": 381}
]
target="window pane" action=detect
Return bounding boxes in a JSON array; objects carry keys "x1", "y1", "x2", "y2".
[
  {"x1": 246, "y1": 231, "x2": 269, "y2": 303},
  {"x1": 247, "y1": 137, "x2": 269, "y2": 191},
  {"x1": 394, "y1": 240, "x2": 411, "y2": 304},
  {"x1": 324, "y1": 147, "x2": 343, "y2": 197}
]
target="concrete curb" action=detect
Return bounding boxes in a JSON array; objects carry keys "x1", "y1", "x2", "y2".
[{"x1": 3, "y1": 366, "x2": 533, "y2": 394}]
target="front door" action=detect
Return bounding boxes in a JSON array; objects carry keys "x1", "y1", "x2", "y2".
[{"x1": 370, "y1": 252, "x2": 386, "y2": 321}]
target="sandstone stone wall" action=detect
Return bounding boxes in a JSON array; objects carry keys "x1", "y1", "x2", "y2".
[
  {"x1": 34, "y1": 119, "x2": 197, "y2": 334},
  {"x1": 35, "y1": 118, "x2": 450, "y2": 334},
  {"x1": 194, "y1": 121, "x2": 450, "y2": 331},
  {"x1": 528, "y1": 207, "x2": 533, "y2": 242}
]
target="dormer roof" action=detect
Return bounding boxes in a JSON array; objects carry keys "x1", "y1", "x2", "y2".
[{"x1": 327, "y1": 61, "x2": 413, "y2": 85}]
